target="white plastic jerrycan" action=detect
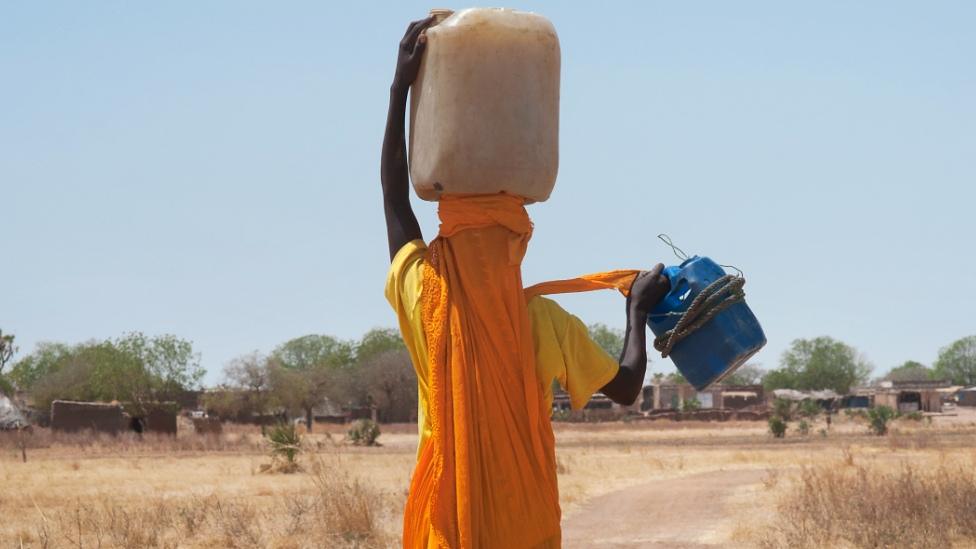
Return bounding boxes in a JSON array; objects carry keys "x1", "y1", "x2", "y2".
[{"x1": 409, "y1": 8, "x2": 560, "y2": 203}]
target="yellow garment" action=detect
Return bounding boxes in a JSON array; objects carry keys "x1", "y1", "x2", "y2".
[
  {"x1": 386, "y1": 195, "x2": 638, "y2": 548},
  {"x1": 386, "y1": 242, "x2": 622, "y2": 453}
]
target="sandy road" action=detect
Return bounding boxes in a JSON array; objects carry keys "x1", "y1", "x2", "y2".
[{"x1": 561, "y1": 468, "x2": 768, "y2": 548}]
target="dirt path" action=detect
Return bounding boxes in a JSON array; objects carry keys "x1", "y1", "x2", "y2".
[{"x1": 561, "y1": 468, "x2": 768, "y2": 548}]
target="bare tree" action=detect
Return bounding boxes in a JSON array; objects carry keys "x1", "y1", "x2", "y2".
[
  {"x1": 358, "y1": 349, "x2": 417, "y2": 423},
  {"x1": 226, "y1": 352, "x2": 274, "y2": 411},
  {"x1": 0, "y1": 330, "x2": 16, "y2": 376}
]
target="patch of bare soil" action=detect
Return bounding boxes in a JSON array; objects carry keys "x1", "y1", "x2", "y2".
[{"x1": 562, "y1": 468, "x2": 767, "y2": 548}]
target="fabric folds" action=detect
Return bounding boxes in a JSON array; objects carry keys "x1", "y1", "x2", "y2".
[{"x1": 402, "y1": 194, "x2": 639, "y2": 548}]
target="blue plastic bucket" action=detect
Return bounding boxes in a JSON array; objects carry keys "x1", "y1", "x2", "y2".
[{"x1": 647, "y1": 256, "x2": 766, "y2": 390}]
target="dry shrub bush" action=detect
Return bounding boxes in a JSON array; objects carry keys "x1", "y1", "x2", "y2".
[
  {"x1": 310, "y1": 460, "x2": 383, "y2": 543},
  {"x1": 759, "y1": 462, "x2": 976, "y2": 548},
  {"x1": 7, "y1": 457, "x2": 394, "y2": 548}
]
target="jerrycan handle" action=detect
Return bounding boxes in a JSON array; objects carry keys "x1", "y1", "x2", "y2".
[
  {"x1": 651, "y1": 263, "x2": 689, "y2": 317},
  {"x1": 663, "y1": 265, "x2": 682, "y2": 286}
]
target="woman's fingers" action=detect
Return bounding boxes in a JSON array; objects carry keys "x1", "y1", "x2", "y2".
[{"x1": 403, "y1": 16, "x2": 435, "y2": 52}]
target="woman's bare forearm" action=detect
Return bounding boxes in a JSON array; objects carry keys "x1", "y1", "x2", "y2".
[
  {"x1": 601, "y1": 297, "x2": 648, "y2": 405},
  {"x1": 381, "y1": 17, "x2": 433, "y2": 261},
  {"x1": 381, "y1": 87, "x2": 422, "y2": 260},
  {"x1": 601, "y1": 267, "x2": 669, "y2": 405}
]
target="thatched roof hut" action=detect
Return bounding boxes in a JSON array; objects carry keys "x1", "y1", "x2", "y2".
[{"x1": 0, "y1": 392, "x2": 28, "y2": 430}]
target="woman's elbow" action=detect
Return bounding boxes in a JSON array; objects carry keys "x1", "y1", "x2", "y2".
[
  {"x1": 618, "y1": 385, "x2": 641, "y2": 406},
  {"x1": 604, "y1": 369, "x2": 642, "y2": 406}
]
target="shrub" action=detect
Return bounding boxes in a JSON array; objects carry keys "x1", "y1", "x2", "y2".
[
  {"x1": 797, "y1": 420, "x2": 810, "y2": 436},
  {"x1": 265, "y1": 422, "x2": 302, "y2": 469},
  {"x1": 772, "y1": 398, "x2": 795, "y2": 421},
  {"x1": 551, "y1": 409, "x2": 571, "y2": 422},
  {"x1": 768, "y1": 416, "x2": 787, "y2": 438},
  {"x1": 798, "y1": 399, "x2": 821, "y2": 418},
  {"x1": 844, "y1": 408, "x2": 868, "y2": 421},
  {"x1": 308, "y1": 458, "x2": 384, "y2": 543},
  {"x1": 867, "y1": 406, "x2": 895, "y2": 436},
  {"x1": 347, "y1": 419, "x2": 380, "y2": 446},
  {"x1": 901, "y1": 411, "x2": 924, "y2": 422},
  {"x1": 682, "y1": 398, "x2": 701, "y2": 411}
]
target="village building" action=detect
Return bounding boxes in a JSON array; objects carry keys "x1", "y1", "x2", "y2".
[
  {"x1": 641, "y1": 383, "x2": 765, "y2": 412},
  {"x1": 51, "y1": 400, "x2": 126, "y2": 434},
  {"x1": 841, "y1": 388, "x2": 873, "y2": 409},
  {"x1": 139, "y1": 405, "x2": 179, "y2": 435},
  {"x1": 957, "y1": 387, "x2": 976, "y2": 407},
  {"x1": 551, "y1": 388, "x2": 617, "y2": 420},
  {"x1": 713, "y1": 385, "x2": 765, "y2": 409},
  {"x1": 50, "y1": 400, "x2": 179, "y2": 435},
  {"x1": 872, "y1": 380, "x2": 949, "y2": 413},
  {"x1": 192, "y1": 416, "x2": 223, "y2": 435},
  {"x1": 310, "y1": 398, "x2": 349, "y2": 424}
]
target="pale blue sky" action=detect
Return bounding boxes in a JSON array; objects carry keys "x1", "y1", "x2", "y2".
[{"x1": 3, "y1": 2, "x2": 974, "y2": 386}]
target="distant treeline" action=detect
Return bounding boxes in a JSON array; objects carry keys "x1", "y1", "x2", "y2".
[
  {"x1": 1, "y1": 326, "x2": 973, "y2": 427},
  {"x1": 586, "y1": 326, "x2": 976, "y2": 393},
  {"x1": 0, "y1": 328, "x2": 417, "y2": 431},
  {"x1": 204, "y1": 329, "x2": 417, "y2": 429}
]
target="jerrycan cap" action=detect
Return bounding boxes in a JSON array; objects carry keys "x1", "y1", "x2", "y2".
[{"x1": 428, "y1": 8, "x2": 455, "y2": 24}]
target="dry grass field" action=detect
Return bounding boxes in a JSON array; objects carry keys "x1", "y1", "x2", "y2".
[{"x1": 2, "y1": 410, "x2": 976, "y2": 548}]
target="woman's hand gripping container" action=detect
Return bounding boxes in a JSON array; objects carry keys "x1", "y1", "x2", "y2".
[{"x1": 647, "y1": 256, "x2": 766, "y2": 391}]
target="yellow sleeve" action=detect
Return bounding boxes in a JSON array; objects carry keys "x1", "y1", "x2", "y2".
[
  {"x1": 384, "y1": 239, "x2": 433, "y2": 450},
  {"x1": 527, "y1": 297, "x2": 620, "y2": 411},
  {"x1": 385, "y1": 239, "x2": 427, "y2": 320}
]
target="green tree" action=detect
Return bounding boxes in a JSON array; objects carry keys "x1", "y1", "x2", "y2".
[
  {"x1": 588, "y1": 324, "x2": 624, "y2": 358},
  {"x1": 356, "y1": 328, "x2": 405, "y2": 363},
  {"x1": 270, "y1": 335, "x2": 354, "y2": 432},
  {"x1": 273, "y1": 334, "x2": 353, "y2": 372},
  {"x1": 30, "y1": 340, "x2": 147, "y2": 411},
  {"x1": 884, "y1": 360, "x2": 933, "y2": 382},
  {"x1": 722, "y1": 363, "x2": 765, "y2": 386},
  {"x1": 665, "y1": 371, "x2": 687, "y2": 384},
  {"x1": 933, "y1": 336, "x2": 976, "y2": 386},
  {"x1": 14, "y1": 334, "x2": 203, "y2": 414},
  {"x1": 7, "y1": 342, "x2": 72, "y2": 390},
  {"x1": 114, "y1": 332, "x2": 204, "y2": 407},
  {"x1": 761, "y1": 369, "x2": 794, "y2": 391},
  {"x1": 763, "y1": 337, "x2": 871, "y2": 394}
]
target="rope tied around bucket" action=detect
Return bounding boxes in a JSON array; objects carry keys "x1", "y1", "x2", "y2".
[{"x1": 652, "y1": 274, "x2": 747, "y2": 359}]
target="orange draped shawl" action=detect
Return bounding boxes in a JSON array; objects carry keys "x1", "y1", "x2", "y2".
[{"x1": 402, "y1": 195, "x2": 638, "y2": 549}]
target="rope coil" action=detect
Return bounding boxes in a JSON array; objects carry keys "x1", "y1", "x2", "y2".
[{"x1": 652, "y1": 274, "x2": 746, "y2": 358}]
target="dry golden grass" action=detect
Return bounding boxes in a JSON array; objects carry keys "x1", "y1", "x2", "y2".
[
  {"x1": 4, "y1": 458, "x2": 396, "y2": 548},
  {"x1": 2, "y1": 411, "x2": 975, "y2": 548},
  {"x1": 757, "y1": 460, "x2": 976, "y2": 549},
  {"x1": 0, "y1": 427, "x2": 417, "y2": 548}
]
